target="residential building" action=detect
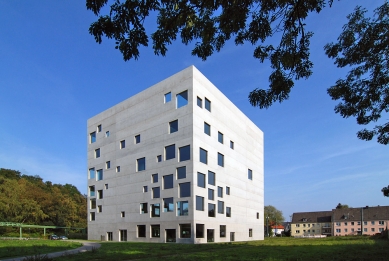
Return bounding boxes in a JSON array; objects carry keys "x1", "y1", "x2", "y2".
[
  {"x1": 87, "y1": 66, "x2": 264, "y2": 243},
  {"x1": 291, "y1": 211, "x2": 332, "y2": 237}
]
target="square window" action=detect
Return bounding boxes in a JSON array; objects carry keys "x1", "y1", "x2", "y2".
[
  {"x1": 176, "y1": 90, "x2": 188, "y2": 108},
  {"x1": 90, "y1": 212, "x2": 95, "y2": 221},
  {"x1": 95, "y1": 148, "x2": 100, "y2": 158},
  {"x1": 138, "y1": 225, "x2": 146, "y2": 237},
  {"x1": 197, "y1": 172, "x2": 206, "y2": 188},
  {"x1": 218, "y1": 132, "x2": 223, "y2": 144},
  {"x1": 137, "y1": 157, "x2": 146, "y2": 171},
  {"x1": 106, "y1": 161, "x2": 110, "y2": 169},
  {"x1": 249, "y1": 229, "x2": 253, "y2": 237},
  {"x1": 120, "y1": 140, "x2": 125, "y2": 149},
  {"x1": 208, "y1": 171, "x2": 215, "y2": 186},
  {"x1": 177, "y1": 166, "x2": 186, "y2": 179},
  {"x1": 205, "y1": 98, "x2": 211, "y2": 112},
  {"x1": 90, "y1": 132, "x2": 96, "y2": 143},
  {"x1": 169, "y1": 120, "x2": 178, "y2": 134},
  {"x1": 165, "y1": 92, "x2": 171, "y2": 103},
  {"x1": 152, "y1": 187, "x2": 160, "y2": 198},
  {"x1": 226, "y1": 207, "x2": 231, "y2": 217},
  {"x1": 197, "y1": 97, "x2": 202, "y2": 107},
  {"x1": 208, "y1": 189, "x2": 214, "y2": 200},
  {"x1": 179, "y1": 182, "x2": 191, "y2": 197},
  {"x1": 151, "y1": 225, "x2": 160, "y2": 238},
  {"x1": 89, "y1": 168, "x2": 95, "y2": 179},
  {"x1": 152, "y1": 174, "x2": 158, "y2": 183},
  {"x1": 135, "y1": 135, "x2": 140, "y2": 144},
  {"x1": 218, "y1": 186, "x2": 223, "y2": 197},
  {"x1": 121, "y1": 211, "x2": 125, "y2": 217},
  {"x1": 371, "y1": 221, "x2": 375, "y2": 225},
  {"x1": 177, "y1": 201, "x2": 189, "y2": 216},
  {"x1": 98, "y1": 190, "x2": 103, "y2": 199},
  {"x1": 218, "y1": 153, "x2": 224, "y2": 167},
  {"x1": 220, "y1": 225, "x2": 226, "y2": 237},
  {"x1": 218, "y1": 201, "x2": 224, "y2": 214},
  {"x1": 208, "y1": 203, "x2": 215, "y2": 217},
  {"x1": 116, "y1": 166, "x2": 121, "y2": 172},
  {"x1": 157, "y1": 155, "x2": 162, "y2": 162},
  {"x1": 204, "y1": 122, "x2": 211, "y2": 136},
  {"x1": 226, "y1": 186, "x2": 230, "y2": 195},
  {"x1": 180, "y1": 224, "x2": 191, "y2": 238},
  {"x1": 196, "y1": 196, "x2": 204, "y2": 211},
  {"x1": 230, "y1": 140, "x2": 234, "y2": 149},
  {"x1": 164, "y1": 174, "x2": 174, "y2": 189},
  {"x1": 248, "y1": 169, "x2": 253, "y2": 180},
  {"x1": 163, "y1": 197, "x2": 174, "y2": 212},
  {"x1": 97, "y1": 124, "x2": 102, "y2": 132},
  {"x1": 143, "y1": 186, "x2": 148, "y2": 192},
  {"x1": 196, "y1": 224, "x2": 204, "y2": 238},
  {"x1": 200, "y1": 148, "x2": 207, "y2": 164},
  {"x1": 97, "y1": 169, "x2": 103, "y2": 180},
  {"x1": 105, "y1": 131, "x2": 110, "y2": 137},
  {"x1": 140, "y1": 203, "x2": 148, "y2": 214},
  {"x1": 89, "y1": 186, "x2": 95, "y2": 197},
  {"x1": 165, "y1": 144, "x2": 175, "y2": 160},
  {"x1": 179, "y1": 145, "x2": 190, "y2": 161},
  {"x1": 151, "y1": 203, "x2": 160, "y2": 217}
]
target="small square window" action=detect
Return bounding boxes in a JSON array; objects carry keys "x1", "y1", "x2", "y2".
[
  {"x1": 218, "y1": 153, "x2": 224, "y2": 167},
  {"x1": 143, "y1": 186, "x2": 148, "y2": 192},
  {"x1": 204, "y1": 122, "x2": 211, "y2": 136},
  {"x1": 151, "y1": 203, "x2": 160, "y2": 217},
  {"x1": 120, "y1": 140, "x2": 125, "y2": 149},
  {"x1": 89, "y1": 168, "x2": 95, "y2": 179},
  {"x1": 153, "y1": 187, "x2": 160, "y2": 198},
  {"x1": 116, "y1": 166, "x2": 121, "y2": 172},
  {"x1": 164, "y1": 174, "x2": 173, "y2": 189},
  {"x1": 140, "y1": 203, "x2": 148, "y2": 214},
  {"x1": 157, "y1": 155, "x2": 162, "y2": 162},
  {"x1": 218, "y1": 132, "x2": 223, "y2": 144},
  {"x1": 196, "y1": 196, "x2": 204, "y2": 211},
  {"x1": 90, "y1": 199, "x2": 96, "y2": 209},
  {"x1": 90, "y1": 132, "x2": 96, "y2": 143},
  {"x1": 89, "y1": 186, "x2": 95, "y2": 197},
  {"x1": 197, "y1": 97, "x2": 202, "y2": 107},
  {"x1": 208, "y1": 188, "x2": 214, "y2": 200},
  {"x1": 226, "y1": 207, "x2": 231, "y2": 217},
  {"x1": 90, "y1": 212, "x2": 95, "y2": 221},
  {"x1": 205, "y1": 98, "x2": 211, "y2": 112},
  {"x1": 97, "y1": 124, "x2": 102, "y2": 132},
  {"x1": 200, "y1": 148, "x2": 207, "y2": 164},
  {"x1": 169, "y1": 120, "x2": 178, "y2": 134},
  {"x1": 197, "y1": 172, "x2": 206, "y2": 188},
  {"x1": 152, "y1": 174, "x2": 158, "y2": 183},
  {"x1": 176, "y1": 90, "x2": 188, "y2": 108},
  {"x1": 95, "y1": 148, "x2": 100, "y2": 158},
  {"x1": 163, "y1": 197, "x2": 174, "y2": 212},
  {"x1": 98, "y1": 190, "x2": 103, "y2": 199},
  {"x1": 208, "y1": 203, "x2": 215, "y2": 217},
  {"x1": 218, "y1": 186, "x2": 223, "y2": 198},
  {"x1": 179, "y1": 145, "x2": 190, "y2": 161},
  {"x1": 248, "y1": 169, "x2": 253, "y2": 180},
  {"x1": 179, "y1": 182, "x2": 191, "y2": 198},
  {"x1": 165, "y1": 144, "x2": 175, "y2": 160},
  {"x1": 218, "y1": 201, "x2": 224, "y2": 214},
  {"x1": 105, "y1": 131, "x2": 110, "y2": 137},
  {"x1": 121, "y1": 211, "x2": 125, "y2": 217},
  {"x1": 106, "y1": 161, "x2": 110, "y2": 169},
  {"x1": 98, "y1": 205, "x2": 102, "y2": 213},
  {"x1": 226, "y1": 186, "x2": 230, "y2": 195},
  {"x1": 97, "y1": 169, "x2": 103, "y2": 180},
  {"x1": 137, "y1": 157, "x2": 146, "y2": 171},
  {"x1": 135, "y1": 135, "x2": 140, "y2": 144},
  {"x1": 165, "y1": 92, "x2": 171, "y2": 103},
  {"x1": 105, "y1": 184, "x2": 108, "y2": 189},
  {"x1": 177, "y1": 166, "x2": 186, "y2": 179},
  {"x1": 208, "y1": 171, "x2": 215, "y2": 186},
  {"x1": 230, "y1": 141, "x2": 234, "y2": 149}
]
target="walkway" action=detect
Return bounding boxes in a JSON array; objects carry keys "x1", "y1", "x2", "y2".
[{"x1": 0, "y1": 241, "x2": 101, "y2": 261}]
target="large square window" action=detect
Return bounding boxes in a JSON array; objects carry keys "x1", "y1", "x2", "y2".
[
  {"x1": 179, "y1": 145, "x2": 190, "y2": 161},
  {"x1": 180, "y1": 224, "x2": 191, "y2": 238},
  {"x1": 208, "y1": 171, "x2": 215, "y2": 186},
  {"x1": 176, "y1": 90, "x2": 188, "y2": 108},
  {"x1": 140, "y1": 203, "x2": 148, "y2": 214},
  {"x1": 97, "y1": 169, "x2": 103, "y2": 180},
  {"x1": 163, "y1": 197, "x2": 174, "y2": 212},
  {"x1": 169, "y1": 120, "x2": 178, "y2": 133},
  {"x1": 218, "y1": 186, "x2": 223, "y2": 197},
  {"x1": 89, "y1": 168, "x2": 95, "y2": 179},
  {"x1": 165, "y1": 144, "x2": 175, "y2": 160},
  {"x1": 164, "y1": 92, "x2": 171, "y2": 103},
  {"x1": 204, "y1": 122, "x2": 211, "y2": 136},
  {"x1": 197, "y1": 97, "x2": 202, "y2": 107},
  {"x1": 248, "y1": 169, "x2": 253, "y2": 180},
  {"x1": 197, "y1": 172, "x2": 206, "y2": 188},
  {"x1": 151, "y1": 203, "x2": 160, "y2": 217},
  {"x1": 138, "y1": 225, "x2": 146, "y2": 237},
  {"x1": 196, "y1": 224, "x2": 204, "y2": 238},
  {"x1": 152, "y1": 187, "x2": 160, "y2": 198},
  {"x1": 218, "y1": 153, "x2": 224, "y2": 167},
  {"x1": 135, "y1": 135, "x2": 140, "y2": 144},
  {"x1": 218, "y1": 132, "x2": 223, "y2": 144},
  {"x1": 120, "y1": 140, "x2": 125, "y2": 149},
  {"x1": 196, "y1": 196, "x2": 204, "y2": 211},
  {"x1": 137, "y1": 157, "x2": 146, "y2": 171},
  {"x1": 208, "y1": 188, "x2": 214, "y2": 200},
  {"x1": 200, "y1": 148, "x2": 207, "y2": 164},
  {"x1": 177, "y1": 201, "x2": 189, "y2": 216},
  {"x1": 218, "y1": 201, "x2": 224, "y2": 214},
  {"x1": 179, "y1": 182, "x2": 191, "y2": 197},
  {"x1": 151, "y1": 225, "x2": 160, "y2": 237},
  {"x1": 164, "y1": 174, "x2": 174, "y2": 189},
  {"x1": 208, "y1": 203, "x2": 215, "y2": 217},
  {"x1": 95, "y1": 148, "x2": 100, "y2": 158},
  {"x1": 90, "y1": 132, "x2": 96, "y2": 143},
  {"x1": 205, "y1": 98, "x2": 211, "y2": 112},
  {"x1": 177, "y1": 166, "x2": 186, "y2": 179}
]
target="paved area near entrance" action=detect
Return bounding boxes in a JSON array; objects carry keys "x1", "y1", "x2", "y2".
[{"x1": 0, "y1": 241, "x2": 101, "y2": 261}]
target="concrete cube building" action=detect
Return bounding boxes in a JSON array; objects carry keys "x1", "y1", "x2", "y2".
[{"x1": 87, "y1": 66, "x2": 264, "y2": 243}]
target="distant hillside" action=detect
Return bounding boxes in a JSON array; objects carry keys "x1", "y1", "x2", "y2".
[{"x1": 0, "y1": 168, "x2": 86, "y2": 227}]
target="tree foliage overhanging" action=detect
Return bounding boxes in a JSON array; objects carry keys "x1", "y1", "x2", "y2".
[
  {"x1": 264, "y1": 205, "x2": 285, "y2": 225},
  {"x1": 0, "y1": 168, "x2": 86, "y2": 227},
  {"x1": 86, "y1": 0, "x2": 388, "y2": 144}
]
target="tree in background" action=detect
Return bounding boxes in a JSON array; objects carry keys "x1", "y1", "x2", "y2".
[
  {"x1": 264, "y1": 205, "x2": 284, "y2": 236},
  {"x1": 86, "y1": 0, "x2": 388, "y2": 144},
  {"x1": 382, "y1": 185, "x2": 389, "y2": 197},
  {"x1": 336, "y1": 203, "x2": 350, "y2": 209}
]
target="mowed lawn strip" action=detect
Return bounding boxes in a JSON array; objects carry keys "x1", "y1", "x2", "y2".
[{"x1": 0, "y1": 240, "x2": 83, "y2": 259}]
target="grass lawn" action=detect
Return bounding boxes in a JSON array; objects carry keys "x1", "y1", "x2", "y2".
[
  {"x1": 0, "y1": 240, "x2": 82, "y2": 259},
  {"x1": 52, "y1": 236, "x2": 389, "y2": 261}
]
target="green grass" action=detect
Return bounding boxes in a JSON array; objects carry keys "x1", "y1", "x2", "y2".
[
  {"x1": 52, "y1": 236, "x2": 389, "y2": 261},
  {"x1": 0, "y1": 240, "x2": 82, "y2": 259}
]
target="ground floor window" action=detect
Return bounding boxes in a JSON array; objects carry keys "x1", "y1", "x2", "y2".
[
  {"x1": 207, "y1": 229, "x2": 214, "y2": 242},
  {"x1": 138, "y1": 225, "x2": 146, "y2": 237},
  {"x1": 249, "y1": 229, "x2": 252, "y2": 237},
  {"x1": 180, "y1": 224, "x2": 191, "y2": 238},
  {"x1": 107, "y1": 232, "x2": 113, "y2": 241},
  {"x1": 120, "y1": 229, "x2": 127, "y2": 242},
  {"x1": 166, "y1": 229, "x2": 176, "y2": 242},
  {"x1": 220, "y1": 225, "x2": 226, "y2": 238},
  {"x1": 230, "y1": 232, "x2": 235, "y2": 242},
  {"x1": 196, "y1": 224, "x2": 204, "y2": 238},
  {"x1": 151, "y1": 225, "x2": 160, "y2": 237}
]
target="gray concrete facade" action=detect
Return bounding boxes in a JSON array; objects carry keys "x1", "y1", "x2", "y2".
[{"x1": 87, "y1": 66, "x2": 264, "y2": 243}]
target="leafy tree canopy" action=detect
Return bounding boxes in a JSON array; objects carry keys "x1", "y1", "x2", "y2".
[
  {"x1": 264, "y1": 205, "x2": 284, "y2": 225},
  {"x1": 382, "y1": 185, "x2": 389, "y2": 197},
  {"x1": 336, "y1": 203, "x2": 350, "y2": 209}
]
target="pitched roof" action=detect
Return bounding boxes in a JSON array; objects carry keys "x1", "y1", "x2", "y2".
[
  {"x1": 333, "y1": 206, "x2": 389, "y2": 221},
  {"x1": 292, "y1": 211, "x2": 332, "y2": 223}
]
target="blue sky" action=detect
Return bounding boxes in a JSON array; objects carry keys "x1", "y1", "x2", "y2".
[{"x1": 0, "y1": 0, "x2": 387, "y2": 220}]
